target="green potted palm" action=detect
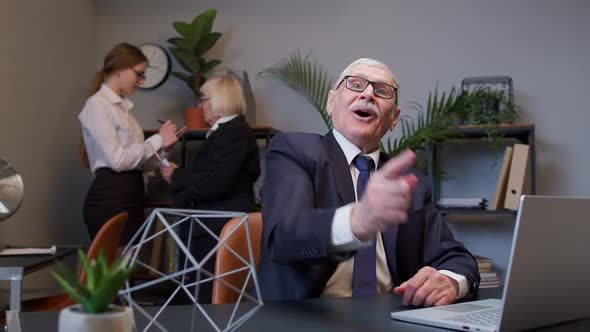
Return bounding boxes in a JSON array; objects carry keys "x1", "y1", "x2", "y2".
[
  {"x1": 53, "y1": 250, "x2": 135, "y2": 332},
  {"x1": 259, "y1": 53, "x2": 519, "y2": 172},
  {"x1": 257, "y1": 52, "x2": 462, "y2": 172},
  {"x1": 258, "y1": 51, "x2": 333, "y2": 130},
  {"x1": 168, "y1": 9, "x2": 223, "y2": 129}
]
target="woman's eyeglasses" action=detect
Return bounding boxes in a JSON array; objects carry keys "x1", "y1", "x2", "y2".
[{"x1": 131, "y1": 68, "x2": 146, "y2": 81}]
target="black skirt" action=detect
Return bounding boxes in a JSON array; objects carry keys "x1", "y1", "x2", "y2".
[{"x1": 83, "y1": 168, "x2": 144, "y2": 245}]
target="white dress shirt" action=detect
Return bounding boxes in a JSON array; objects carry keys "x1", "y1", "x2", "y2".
[
  {"x1": 79, "y1": 84, "x2": 164, "y2": 174},
  {"x1": 322, "y1": 129, "x2": 468, "y2": 299}
]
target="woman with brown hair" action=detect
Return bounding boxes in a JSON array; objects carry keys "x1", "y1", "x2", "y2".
[{"x1": 79, "y1": 42, "x2": 178, "y2": 244}]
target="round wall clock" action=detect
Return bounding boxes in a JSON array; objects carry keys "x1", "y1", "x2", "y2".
[{"x1": 138, "y1": 43, "x2": 171, "y2": 90}]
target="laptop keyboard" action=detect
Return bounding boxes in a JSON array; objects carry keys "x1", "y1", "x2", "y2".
[{"x1": 444, "y1": 308, "x2": 500, "y2": 327}]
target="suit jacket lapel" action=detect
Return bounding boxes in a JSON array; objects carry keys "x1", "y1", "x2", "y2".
[{"x1": 324, "y1": 131, "x2": 355, "y2": 205}]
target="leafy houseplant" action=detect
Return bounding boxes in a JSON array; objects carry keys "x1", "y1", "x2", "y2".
[
  {"x1": 53, "y1": 250, "x2": 135, "y2": 332},
  {"x1": 383, "y1": 86, "x2": 464, "y2": 172},
  {"x1": 168, "y1": 9, "x2": 222, "y2": 96},
  {"x1": 168, "y1": 9, "x2": 222, "y2": 128},
  {"x1": 259, "y1": 52, "x2": 519, "y2": 174},
  {"x1": 385, "y1": 85, "x2": 518, "y2": 171},
  {"x1": 258, "y1": 51, "x2": 333, "y2": 130},
  {"x1": 257, "y1": 52, "x2": 462, "y2": 172},
  {"x1": 456, "y1": 86, "x2": 518, "y2": 154}
]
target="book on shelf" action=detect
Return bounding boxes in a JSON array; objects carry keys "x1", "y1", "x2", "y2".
[
  {"x1": 479, "y1": 273, "x2": 502, "y2": 287},
  {"x1": 480, "y1": 271, "x2": 498, "y2": 279},
  {"x1": 479, "y1": 280, "x2": 502, "y2": 288},
  {"x1": 474, "y1": 255, "x2": 492, "y2": 271},
  {"x1": 163, "y1": 226, "x2": 180, "y2": 274},
  {"x1": 149, "y1": 221, "x2": 165, "y2": 274},
  {"x1": 474, "y1": 255, "x2": 502, "y2": 288},
  {"x1": 490, "y1": 146, "x2": 513, "y2": 210},
  {"x1": 504, "y1": 144, "x2": 531, "y2": 210}
]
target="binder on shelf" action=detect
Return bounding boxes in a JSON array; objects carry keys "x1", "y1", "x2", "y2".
[
  {"x1": 490, "y1": 146, "x2": 514, "y2": 210},
  {"x1": 149, "y1": 221, "x2": 165, "y2": 274},
  {"x1": 504, "y1": 144, "x2": 531, "y2": 210}
]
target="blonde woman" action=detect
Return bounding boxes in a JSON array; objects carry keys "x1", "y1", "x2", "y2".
[
  {"x1": 79, "y1": 43, "x2": 178, "y2": 244},
  {"x1": 161, "y1": 74, "x2": 260, "y2": 303}
]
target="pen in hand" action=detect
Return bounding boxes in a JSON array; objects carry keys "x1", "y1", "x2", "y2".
[{"x1": 158, "y1": 119, "x2": 186, "y2": 137}]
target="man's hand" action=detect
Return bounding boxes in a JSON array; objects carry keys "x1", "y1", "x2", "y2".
[
  {"x1": 393, "y1": 267, "x2": 459, "y2": 307},
  {"x1": 350, "y1": 150, "x2": 419, "y2": 241},
  {"x1": 160, "y1": 161, "x2": 179, "y2": 184}
]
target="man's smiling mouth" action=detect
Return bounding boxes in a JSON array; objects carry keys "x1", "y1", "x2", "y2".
[{"x1": 354, "y1": 109, "x2": 372, "y2": 118}]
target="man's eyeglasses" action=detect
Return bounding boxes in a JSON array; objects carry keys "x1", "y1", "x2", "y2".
[
  {"x1": 131, "y1": 68, "x2": 146, "y2": 81},
  {"x1": 337, "y1": 75, "x2": 398, "y2": 100}
]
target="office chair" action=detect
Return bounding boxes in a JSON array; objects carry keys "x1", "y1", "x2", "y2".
[
  {"x1": 22, "y1": 212, "x2": 128, "y2": 312},
  {"x1": 211, "y1": 212, "x2": 262, "y2": 304}
]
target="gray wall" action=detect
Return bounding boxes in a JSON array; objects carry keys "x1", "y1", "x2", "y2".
[
  {"x1": 94, "y1": 0, "x2": 590, "y2": 278},
  {"x1": 96, "y1": 0, "x2": 590, "y2": 198},
  {"x1": 0, "y1": 0, "x2": 95, "y2": 246},
  {"x1": 0, "y1": 0, "x2": 95, "y2": 300},
  {"x1": 0, "y1": 0, "x2": 588, "y2": 292}
]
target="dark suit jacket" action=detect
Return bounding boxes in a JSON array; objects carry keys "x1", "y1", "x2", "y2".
[
  {"x1": 256, "y1": 131, "x2": 480, "y2": 301},
  {"x1": 170, "y1": 115, "x2": 260, "y2": 221}
]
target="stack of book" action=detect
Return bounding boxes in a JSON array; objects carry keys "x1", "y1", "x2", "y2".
[{"x1": 475, "y1": 255, "x2": 502, "y2": 288}]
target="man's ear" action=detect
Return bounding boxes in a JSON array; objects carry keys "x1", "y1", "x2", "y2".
[
  {"x1": 326, "y1": 90, "x2": 335, "y2": 117},
  {"x1": 390, "y1": 106, "x2": 401, "y2": 130}
]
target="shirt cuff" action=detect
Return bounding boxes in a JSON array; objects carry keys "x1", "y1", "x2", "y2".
[
  {"x1": 439, "y1": 270, "x2": 469, "y2": 300},
  {"x1": 146, "y1": 133, "x2": 163, "y2": 153},
  {"x1": 329, "y1": 203, "x2": 371, "y2": 252}
]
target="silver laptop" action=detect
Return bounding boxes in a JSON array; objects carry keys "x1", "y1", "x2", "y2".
[{"x1": 391, "y1": 195, "x2": 590, "y2": 331}]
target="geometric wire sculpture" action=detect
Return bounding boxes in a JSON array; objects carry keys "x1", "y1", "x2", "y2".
[{"x1": 118, "y1": 208, "x2": 263, "y2": 331}]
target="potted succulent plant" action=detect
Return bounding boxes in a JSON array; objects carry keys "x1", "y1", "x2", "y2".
[
  {"x1": 168, "y1": 9, "x2": 223, "y2": 129},
  {"x1": 52, "y1": 250, "x2": 135, "y2": 332}
]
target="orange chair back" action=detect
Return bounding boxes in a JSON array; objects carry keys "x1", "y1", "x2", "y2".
[
  {"x1": 211, "y1": 212, "x2": 262, "y2": 304},
  {"x1": 23, "y1": 212, "x2": 128, "y2": 312},
  {"x1": 80, "y1": 212, "x2": 128, "y2": 283}
]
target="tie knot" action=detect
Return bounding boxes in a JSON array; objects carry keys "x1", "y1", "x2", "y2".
[{"x1": 353, "y1": 155, "x2": 374, "y2": 172}]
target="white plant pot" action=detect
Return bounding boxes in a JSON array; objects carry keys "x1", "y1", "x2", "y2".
[{"x1": 58, "y1": 304, "x2": 133, "y2": 332}]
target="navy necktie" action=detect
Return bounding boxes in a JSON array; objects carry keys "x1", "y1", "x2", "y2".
[{"x1": 352, "y1": 155, "x2": 377, "y2": 297}]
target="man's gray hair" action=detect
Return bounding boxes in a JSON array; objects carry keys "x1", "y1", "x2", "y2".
[{"x1": 333, "y1": 58, "x2": 399, "y2": 90}]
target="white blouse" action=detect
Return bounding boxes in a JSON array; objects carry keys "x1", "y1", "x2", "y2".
[{"x1": 79, "y1": 84, "x2": 163, "y2": 174}]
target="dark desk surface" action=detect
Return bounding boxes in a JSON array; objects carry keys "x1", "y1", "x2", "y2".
[
  {"x1": 17, "y1": 287, "x2": 590, "y2": 331},
  {"x1": 1, "y1": 247, "x2": 78, "y2": 312},
  {"x1": 0, "y1": 247, "x2": 77, "y2": 272}
]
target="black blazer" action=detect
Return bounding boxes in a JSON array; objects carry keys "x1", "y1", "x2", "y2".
[
  {"x1": 256, "y1": 131, "x2": 480, "y2": 301},
  {"x1": 170, "y1": 115, "x2": 260, "y2": 217}
]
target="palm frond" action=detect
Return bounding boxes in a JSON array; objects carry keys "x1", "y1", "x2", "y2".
[
  {"x1": 387, "y1": 86, "x2": 462, "y2": 157},
  {"x1": 258, "y1": 51, "x2": 333, "y2": 129}
]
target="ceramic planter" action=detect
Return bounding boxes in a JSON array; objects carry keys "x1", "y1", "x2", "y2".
[
  {"x1": 58, "y1": 304, "x2": 133, "y2": 332},
  {"x1": 184, "y1": 106, "x2": 207, "y2": 129}
]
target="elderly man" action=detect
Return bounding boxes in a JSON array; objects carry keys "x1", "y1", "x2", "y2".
[{"x1": 256, "y1": 58, "x2": 479, "y2": 306}]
